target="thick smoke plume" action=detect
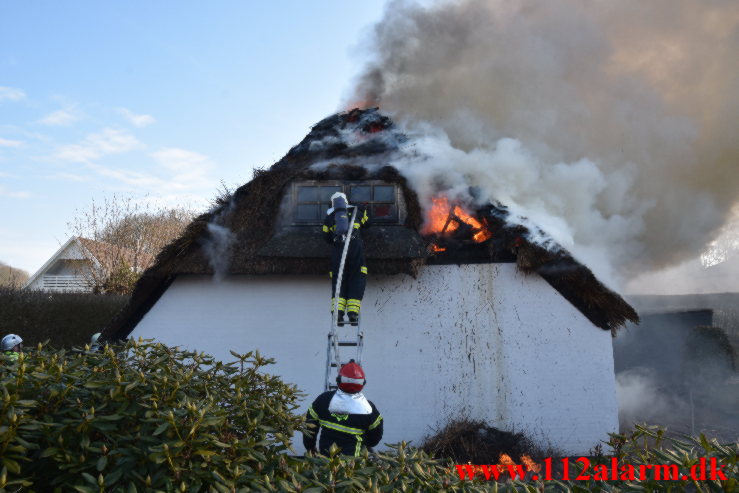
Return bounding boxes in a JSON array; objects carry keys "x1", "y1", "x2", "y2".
[{"x1": 349, "y1": 0, "x2": 739, "y2": 286}]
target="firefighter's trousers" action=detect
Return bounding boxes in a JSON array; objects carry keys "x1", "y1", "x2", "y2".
[{"x1": 330, "y1": 239, "x2": 367, "y2": 315}]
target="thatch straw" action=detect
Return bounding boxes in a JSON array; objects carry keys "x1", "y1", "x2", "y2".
[{"x1": 420, "y1": 419, "x2": 546, "y2": 464}]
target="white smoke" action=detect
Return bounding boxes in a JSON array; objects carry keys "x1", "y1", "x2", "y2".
[
  {"x1": 616, "y1": 368, "x2": 686, "y2": 426},
  {"x1": 202, "y1": 223, "x2": 235, "y2": 282},
  {"x1": 388, "y1": 125, "x2": 644, "y2": 285},
  {"x1": 348, "y1": 0, "x2": 739, "y2": 288},
  {"x1": 201, "y1": 198, "x2": 237, "y2": 282}
]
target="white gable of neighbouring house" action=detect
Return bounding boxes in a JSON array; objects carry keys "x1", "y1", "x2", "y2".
[
  {"x1": 23, "y1": 237, "x2": 96, "y2": 292},
  {"x1": 129, "y1": 263, "x2": 619, "y2": 456}
]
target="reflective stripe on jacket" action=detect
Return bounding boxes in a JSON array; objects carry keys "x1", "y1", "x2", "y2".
[
  {"x1": 3, "y1": 351, "x2": 19, "y2": 362},
  {"x1": 303, "y1": 390, "x2": 383, "y2": 456}
]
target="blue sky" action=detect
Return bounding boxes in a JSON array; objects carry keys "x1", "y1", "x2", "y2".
[{"x1": 0, "y1": 1, "x2": 386, "y2": 273}]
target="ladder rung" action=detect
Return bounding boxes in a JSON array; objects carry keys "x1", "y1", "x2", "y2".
[{"x1": 338, "y1": 341, "x2": 357, "y2": 346}]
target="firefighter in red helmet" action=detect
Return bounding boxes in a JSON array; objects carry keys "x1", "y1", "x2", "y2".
[{"x1": 303, "y1": 360, "x2": 383, "y2": 456}]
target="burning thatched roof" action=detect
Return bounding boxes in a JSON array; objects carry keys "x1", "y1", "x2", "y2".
[{"x1": 102, "y1": 108, "x2": 637, "y2": 341}]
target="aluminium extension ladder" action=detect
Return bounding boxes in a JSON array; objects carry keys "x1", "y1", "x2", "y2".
[{"x1": 324, "y1": 206, "x2": 365, "y2": 391}]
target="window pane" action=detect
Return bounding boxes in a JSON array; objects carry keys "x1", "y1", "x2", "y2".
[
  {"x1": 373, "y1": 204, "x2": 396, "y2": 219},
  {"x1": 373, "y1": 185, "x2": 395, "y2": 202},
  {"x1": 319, "y1": 186, "x2": 342, "y2": 202},
  {"x1": 296, "y1": 204, "x2": 319, "y2": 222},
  {"x1": 350, "y1": 186, "x2": 371, "y2": 203},
  {"x1": 297, "y1": 186, "x2": 317, "y2": 203}
]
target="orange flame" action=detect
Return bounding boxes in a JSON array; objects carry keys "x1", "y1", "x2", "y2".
[
  {"x1": 496, "y1": 454, "x2": 514, "y2": 474},
  {"x1": 422, "y1": 195, "x2": 493, "y2": 243},
  {"x1": 492, "y1": 454, "x2": 541, "y2": 474},
  {"x1": 498, "y1": 454, "x2": 514, "y2": 465},
  {"x1": 520, "y1": 455, "x2": 541, "y2": 473}
]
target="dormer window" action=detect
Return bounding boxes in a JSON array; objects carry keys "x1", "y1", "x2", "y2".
[
  {"x1": 292, "y1": 181, "x2": 401, "y2": 225},
  {"x1": 295, "y1": 185, "x2": 342, "y2": 222},
  {"x1": 349, "y1": 184, "x2": 397, "y2": 221}
]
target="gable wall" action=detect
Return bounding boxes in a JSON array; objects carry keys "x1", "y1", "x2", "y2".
[
  {"x1": 131, "y1": 264, "x2": 618, "y2": 455},
  {"x1": 26, "y1": 241, "x2": 92, "y2": 291}
]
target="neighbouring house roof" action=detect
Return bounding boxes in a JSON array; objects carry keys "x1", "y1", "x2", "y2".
[
  {"x1": 102, "y1": 108, "x2": 638, "y2": 341},
  {"x1": 24, "y1": 237, "x2": 81, "y2": 289},
  {"x1": 24, "y1": 236, "x2": 154, "y2": 290}
]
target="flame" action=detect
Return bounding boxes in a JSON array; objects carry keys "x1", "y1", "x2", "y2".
[
  {"x1": 495, "y1": 454, "x2": 515, "y2": 474},
  {"x1": 498, "y1": 454, "x2": 514, "y2": 465},
  {"x1": 520, "y1": 455, "x2": 541, "y2": 473},
  {"x1": 422, "y1": 195, "x2": 493, "y2": 243},
  {"x1": 492, "y1": 454, "x2": 541, "y2": 474},
  {"x1": 366, "y1": 122, "x2": 384, "y2": 133},
  {"x1": 421, "y1": 196, "x2": 456, "y2": 235}
]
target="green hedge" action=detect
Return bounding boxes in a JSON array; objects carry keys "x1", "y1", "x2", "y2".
[
  {"x1": 1, "y1": 341, "x2": 736, "y2": 492},
  {"x1": 0, "y1": 341, "x2": 303, "y2": 492},
  {"x1": 0, "y1": 288, "x2": 128, "y2": 346}
]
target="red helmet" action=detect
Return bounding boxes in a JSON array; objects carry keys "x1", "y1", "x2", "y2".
[{"x1": 337, "y1": 360, "x2": 366, "y2": 393}]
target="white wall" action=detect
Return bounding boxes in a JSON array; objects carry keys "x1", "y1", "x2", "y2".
[{"x1": 132, "y1": 264, "x2": 618, "y2": 455}]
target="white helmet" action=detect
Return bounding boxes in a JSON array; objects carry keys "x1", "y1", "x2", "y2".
[
  {"x1": 1, "y1": 334, "x2": 23, "y2": 351},
  {"x1": 330, "y1": 191, "x2": 349, "y2": 208}
]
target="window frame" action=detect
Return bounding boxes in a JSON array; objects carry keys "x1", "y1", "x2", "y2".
[{"x1": 290, "y1": 180, "x2": 401, "y2": 225}]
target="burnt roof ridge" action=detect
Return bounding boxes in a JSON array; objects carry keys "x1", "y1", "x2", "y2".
[{"x1": 279, "y1": 107, "x2": 405, "y2": 166}]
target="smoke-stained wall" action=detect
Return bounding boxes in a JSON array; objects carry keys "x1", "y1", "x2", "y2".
[
  {"x1": 346, "y1": 0, "x2": 739, "y2": 290},
  {"x1": 130, "y1": 264, "x2": 618, "y2": 455}
]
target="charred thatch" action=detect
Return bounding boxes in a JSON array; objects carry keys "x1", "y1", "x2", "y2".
[
  {"x1": 102, "y1": 108, "x2": 637, "y2": 341},
  {"x1": 420, "y1": 419, "x2": 545, "y2": 465}
]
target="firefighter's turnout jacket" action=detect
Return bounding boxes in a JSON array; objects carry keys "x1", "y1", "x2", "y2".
[
  {"x1": 303, "y1": 390, "x2": 383, "y2": 456},
  {"x1": 322, "y1": 207, "x2": 370, "y2": 316},
  {"x1": 3, "y1": 351, "x2": 19, "y2": 362}
]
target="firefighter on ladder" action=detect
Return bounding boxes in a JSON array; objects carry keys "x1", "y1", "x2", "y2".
[
  {"x1": 303, "y1": 360, "x2": 383, "y2": 456},
  {"x1": 323, "y1": 192, "x2": 369, "y2": 324}
]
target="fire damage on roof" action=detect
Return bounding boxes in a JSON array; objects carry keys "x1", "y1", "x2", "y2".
[{"x1": 101, "y1": 108, "x2": 638, "y2": 341}]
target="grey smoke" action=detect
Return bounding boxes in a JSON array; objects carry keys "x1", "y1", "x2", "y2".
[
  {"x1": 613, "y1": 310, "x2": 738, "y2": 440},
  {"x1": 348, "y1": 0, "x2": 739, "y2": 287}
]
